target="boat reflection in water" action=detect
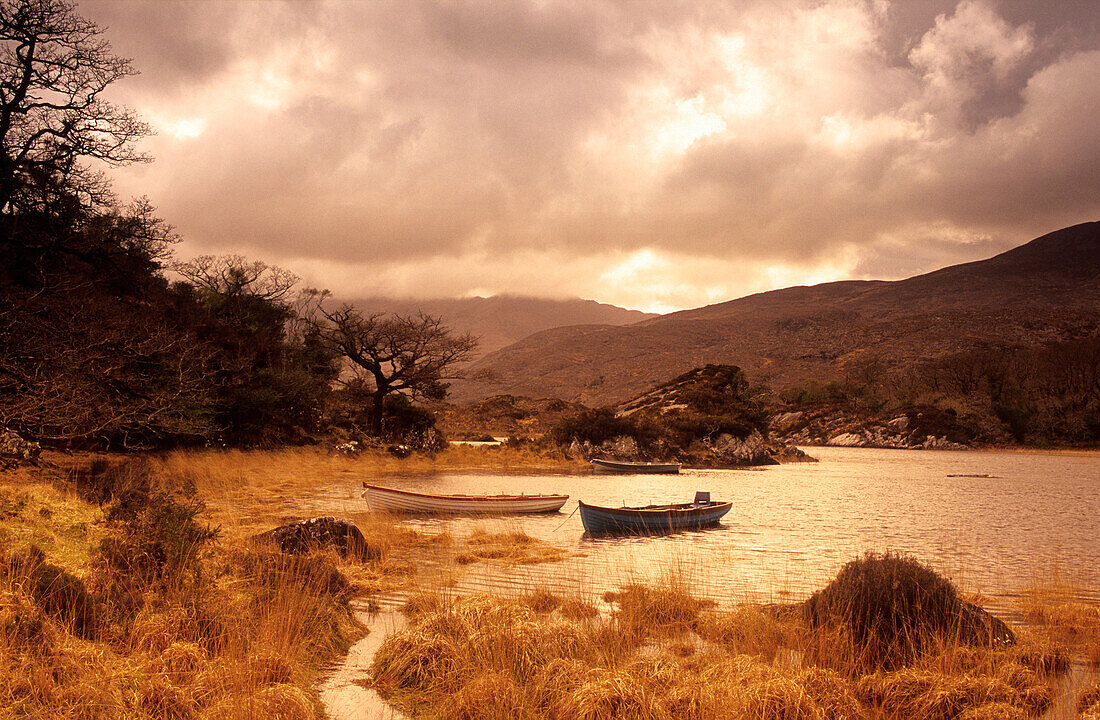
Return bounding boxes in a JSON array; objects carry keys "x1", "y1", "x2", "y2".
[{"x1": 578, "y1": 491, "x2": 731, "y2": 536}]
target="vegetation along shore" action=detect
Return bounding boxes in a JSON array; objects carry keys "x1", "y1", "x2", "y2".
[{"x1": 3, "y1": 448, "x2": 1099, "y2": 719}]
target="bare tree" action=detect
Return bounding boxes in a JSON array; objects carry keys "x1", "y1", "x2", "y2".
[
  {"x1": 0, "y1": 0, "x2": 149, "y2": 215},
  {"x1": 314, "y1": 304, "x2": 478, "y2": 437},
  {"x1": 172, "y1": 255, "x2": 299, "y2": 303}
]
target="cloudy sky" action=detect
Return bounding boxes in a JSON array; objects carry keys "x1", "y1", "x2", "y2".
[{"x1": 82, "y1": 0, "x2": 1099, "y2": 313}]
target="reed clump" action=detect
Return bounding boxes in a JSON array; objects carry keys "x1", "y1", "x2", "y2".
[
  {"x1": 803, "y1": 551, "x2": 1016, "y2": 672},
  {"x1": 1018, "y1": 577, "x2": 1100, "y2": 665},
  {"x1": 369, "y1": 558, "x2": 1077, "y2": 720},
  {"x1": 1080, "y1": 679, "x2": 1100, "y2": 720},
  {"x1": 454, "y1": 528, "x2": 568, "y2": 566},
  {"x1": 1, "y1": 458, "x2": 368, "y2": 719}
]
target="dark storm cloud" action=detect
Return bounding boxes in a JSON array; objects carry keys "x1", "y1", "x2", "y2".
[{"x1": 79, "y1": 0, "x2": 1100, "y2": 311}]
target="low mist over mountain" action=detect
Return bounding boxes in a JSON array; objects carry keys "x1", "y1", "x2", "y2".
[
  {"x1": 454, "y1": 222, "x2": 1100, "y2": 406},
  {"x1": 347, "y1": 295, "x2": 656, "y2": 356}
]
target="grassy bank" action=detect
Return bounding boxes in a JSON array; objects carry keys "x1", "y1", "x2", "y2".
[
  {"x1": 0, "y1": 447, "x2": 581, "y2": 719},
  {"x1": 0, "y1": 456, "x2": 371, "y2": 720},
  {"x1": 365, "y1": 558, "x2": 1100, "y2": 720},
  {"x1": 5, "y1": 448, "x2": 1099, "y2": 720}
]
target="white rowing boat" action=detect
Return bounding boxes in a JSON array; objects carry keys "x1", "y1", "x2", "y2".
[{"x1": 362, "y1": 483, "x2": 569, "y2": 515}]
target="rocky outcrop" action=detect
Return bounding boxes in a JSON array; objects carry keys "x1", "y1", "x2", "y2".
[
  {"x1": 567, "y1": 430, "x2": 811, "y2": 467},
  {"x1": 567, "y1": 435, "x2": 641, "y2": 461},
  {"x1": 252, "y1": 517, "x2": 378, "y2": 561},
  {"x1": 1, "y1": 430, "x2": 41, "y2": 467},
  {"x1": 772, "y1": 405, "x2": 971, "y2": 450},
  {"x1": 707, "y1": 430, "x2": 771, "y2": 465}
]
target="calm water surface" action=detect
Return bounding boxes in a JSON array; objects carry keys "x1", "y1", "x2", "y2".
[
  {"x1": 312, "y1": 447, "x2": 1099, "y2": 613},
  {"x1": 316, "y1": 447, "x2": 1099, "y2": 720}
]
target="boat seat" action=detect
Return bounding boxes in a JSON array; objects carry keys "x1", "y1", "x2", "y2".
[{"x1": 694, "y1": 491, "x2": 710, "y2": 505}]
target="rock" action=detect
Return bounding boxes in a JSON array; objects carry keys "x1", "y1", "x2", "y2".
[
  {"x1": 386, "y1": 444, "x2": 412, "y2": 458},
  {"x1": 956, "y1": 601, "x2": 1016, "y2": 647},
  {"x1": 771, "y1": 411, "x2": 805, "y2": 429},
  {"x1": 333, "y1": 440, "x2": 361, "y2": 456},
  {"x1": 600, "y1": 435, "x2": 639, "y2": 459},
  {"x1": 887, "y1": 416, "x2": 910, "y2": 432},
  {"x1": 710, "y1": 429, "x2": 771, "y2": 464},
  {"x1": 921, "y1": 435, "x2": 969, "y2": 451},
  {"x1": 252, "y1": 517, "x2": 378, "y2": 561},
  {"x1": 826, "y1": 432, "x2": 865, "y2": 447},
  {"x1": 567, "y1": 439, "x2": 591, "y2": 459},
  {"x1": 1, "y1": 429, "x2": 41, "y2": 466},
  {"x1": 771, "y1": 445, "x2": 817, "y2": 463}
]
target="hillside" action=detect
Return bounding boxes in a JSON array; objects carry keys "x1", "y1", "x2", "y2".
[
  {"x1": 452, "y1": 222, "x2": 1100, "y2": 406},
  {"x1": 347, "y1": 294, "x2": 656, "y2": 356}
]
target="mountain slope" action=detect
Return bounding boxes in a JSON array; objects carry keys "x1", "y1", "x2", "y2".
[
  {"x1": 454, "y1": 222, "x2": 1100, "y2": 406},
  {"x1": 347, "y1": 295, "x2": 657, "y2": 356}
]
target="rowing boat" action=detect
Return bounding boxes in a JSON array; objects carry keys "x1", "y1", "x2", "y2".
[
  {"x1": 591, "y1": 458, "x2": 682, "y2": 474},
  {"x1": 578, "y1": 492, "x2": 731, "y2": 535},
  {"x1": 362, "y1": 483, "x2": 568, "y2": 515}
]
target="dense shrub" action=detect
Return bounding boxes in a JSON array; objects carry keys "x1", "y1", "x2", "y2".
[
  {"x1": 550, "y1": 408, "x2": 651, "y2": 447},
  {"x1": 93, "y1": 461, "x2": 219, "y2": 606},
  {"x1": 804, "y1": 552, "x2": 972, "y2": 670}
]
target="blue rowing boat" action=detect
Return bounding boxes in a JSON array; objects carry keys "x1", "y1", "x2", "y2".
[{"x1": 578, "y1": 492, "x2": 732, "y2": 535}]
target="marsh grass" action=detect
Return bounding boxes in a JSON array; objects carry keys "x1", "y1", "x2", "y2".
[
  {"x1": 0, "y1": 457, "x2": 374, "y2": 720},
  {"x1": 6, "y1": 449, "x2": 1098, "y2": 719},
  {"x1": 367, "y1": 557, "x2": 1098, "y2": 720},
  {"x1": 454, "y1": 528, "x2": 569, "y2": 567},
  {"x1": 1017, "y1": 573, "x2": 1100, "y2": 666}
]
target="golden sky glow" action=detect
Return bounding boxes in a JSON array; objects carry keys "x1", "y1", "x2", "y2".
[{"x1": 84, "y1": 0, "x2": 1100, "y2": 311}]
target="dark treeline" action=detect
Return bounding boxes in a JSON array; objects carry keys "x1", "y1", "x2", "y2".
[
  {"x1": 0, "y1": 0, "x2": 474, "y2": 450},
  {"x1": 781, "y1": 338, "x2": 1100, "y2": 446}
]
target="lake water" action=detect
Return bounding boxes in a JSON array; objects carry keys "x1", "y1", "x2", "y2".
[
  {"x1": 316, "y1": 447, "x2": 1099, "y2": 720},
  {"x1": 316, "y1": 447, "x2": 1100, "y2": 614}
]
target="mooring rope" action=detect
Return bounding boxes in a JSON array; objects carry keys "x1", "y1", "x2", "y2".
[{"x1": 552, "y1": 504, "x2": 579, "y2": 532}]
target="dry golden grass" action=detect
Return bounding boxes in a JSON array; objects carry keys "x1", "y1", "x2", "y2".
[
  {"x1": 1080, "y1": 679, "x2": 1100, "y2": 719},
  {"x1": 366, "y1": 566, "x2": 1097, "y2": 720},
  {"x1": 9, "y1": 450, "x2": 1098, "y2": 720},
  {"x1": 0, "y1": 457, "x2": 371, "y2": 720},
  {"x1": 454, "y1": 528, "x2": 568, "y2": 566},
  {"x1": 1017, "y1": 575, "x2": 1100, "y2": 665}
]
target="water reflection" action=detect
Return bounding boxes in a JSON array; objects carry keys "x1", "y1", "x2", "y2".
[{"x1": 309, "y1": 447, "x2": 1100, "y2": 614}]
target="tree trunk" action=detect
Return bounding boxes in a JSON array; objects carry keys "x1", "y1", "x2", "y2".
[{"x1": 370, "y1": 390, "x2": 386, "y2": 438}]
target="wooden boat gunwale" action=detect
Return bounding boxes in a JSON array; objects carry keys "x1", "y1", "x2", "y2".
[
  {"x1": 362, "y1": 483, "x2": 568, "y2": 503},
  {"x1": 362, "y1": 483, "x2": 569, "y2": 515}
]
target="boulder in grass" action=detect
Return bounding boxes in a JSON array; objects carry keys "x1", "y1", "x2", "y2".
[
  {"x1": 1, "y1": 429, "x2": 41, "y2": 467},
  {"x1": 252, "y1": 516, "x2": 378, "y2": 561},
  {"x1": 956, "y1": 600, "x2": 1016, "y2": 647}
]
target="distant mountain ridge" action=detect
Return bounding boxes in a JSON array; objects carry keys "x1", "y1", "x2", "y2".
[
  {"x1": 453, "y1": 222, "x2": 1100, "y2": 406},
  {"x1": 346, "y1": 294, "x2": 657, "y2": 356}
]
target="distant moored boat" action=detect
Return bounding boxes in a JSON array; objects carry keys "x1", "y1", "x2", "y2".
[
  {"x1": 578, "y1": 492, "x2": 731, "y2": 535},
  {"x1": 591, "y1": 458, "x2": 681, "y2": 474},
  {"x1": 362, "y1": 483, "x2": 568, "y2": 515}
]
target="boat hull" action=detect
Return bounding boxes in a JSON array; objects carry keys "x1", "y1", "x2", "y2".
[
  {"x1": 591, "y1": 459, "x2": 681, "y2": 474},
  {"x1": 363, "y1": 483, "x2": 568, "y2": 515},
  {"x1": 578, "y1": 499, "x2": 732, "y2": 535}
]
